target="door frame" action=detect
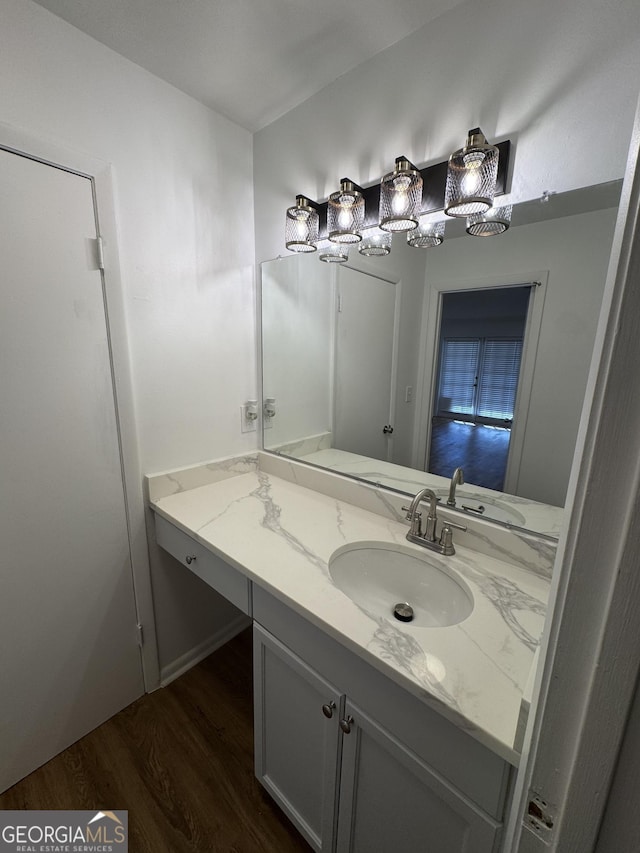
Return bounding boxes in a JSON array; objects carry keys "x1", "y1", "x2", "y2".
[
  {"x1": 506, "y1": 99, "x2": 640, "y2": 850},
  {"x1": 0, "y1": 121, "x2": 160, "y2": 691},
  {"x1": 333, "y1": 259, "x2": 401, "y2": 463},
  {"x1": 413, "y1": 271, "x2": 548, "y2": 495}
]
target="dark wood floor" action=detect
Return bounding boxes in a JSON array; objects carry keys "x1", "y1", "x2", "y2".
[
  {"x1": 428, "y1": 418, "x2": 511, "y2": 491},
  {"x1": 0, "y1": 629, "x2": 310, "y2": 853}
]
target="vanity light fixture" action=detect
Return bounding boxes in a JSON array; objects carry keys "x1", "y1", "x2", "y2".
[
  {"x1": 318, "y1": 240, "x2": 349, "y2": 263},
  {"x1": 327, "y1": 179, "x2": 365, "y2": 244},
  {"x1": 282, "y1": 132, "x2": 511, "y2": 256},
  {"x1": 359, "y1": 227, "x2": 392, "y2": 257},
  {"x1": 407, "y1": 217, "x2": 445, "y2": 248},
  {"x1": 379, "y1": 157, "x2": 423, "y2": 232},
  {"x1": 466, "y1": 204, "x2": 513, "y2": 236},
  {"x1": 285, "y1": 195, "x2": 319, "y2": 253},
  {"x1": 444, "y1": 128, "x2": 500, "y2": 218}
]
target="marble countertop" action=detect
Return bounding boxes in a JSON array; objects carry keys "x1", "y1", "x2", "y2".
[
  {"x1": 276, "y1": 444, "x2": 564, "y2": 539},
  {"x1": 149, "y1": 463, "x2": 549, "y2": 765}
]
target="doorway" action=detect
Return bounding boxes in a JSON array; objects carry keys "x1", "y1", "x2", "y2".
[
  {"x1": 427, "y1": 286, "x2": 531, "y2": 491},
  {"x1": 0, "y1": 146, "x2": 145, "y2": 792}
]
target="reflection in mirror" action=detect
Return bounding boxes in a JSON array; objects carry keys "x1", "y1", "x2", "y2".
[
  {"x1": 428, "y1": 285, "x2": 531, "y2": 490},
  {"x1": 261, "y1": 182, "x2": 621, "y2": 538}
]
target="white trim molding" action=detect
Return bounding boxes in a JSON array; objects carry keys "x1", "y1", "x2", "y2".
[
  {"x1": 160, "y1": 614, "x2": 250, "y2": 687},
  {"x1": 507, "y1": 95, "x2": 640, "y2": 852}
]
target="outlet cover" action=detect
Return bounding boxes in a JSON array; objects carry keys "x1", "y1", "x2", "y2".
[{"x1": 240, "y1": 404, "x2": 257, "y2": 433}]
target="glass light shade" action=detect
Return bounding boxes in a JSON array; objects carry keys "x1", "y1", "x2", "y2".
[
  {"x1": 359, "y1": 228, "x2": 392, "y2": 257},
  {"x1": 318, "y1": 241, "x2": 349, "y2": 263},
  {"x1": 444, "y1": 129, "x2": 499, "y2": 218},
  {"x1": 285, "y1": 196, "x2": 319, "y2": 252},
  {"x1": 466, "y1": 204, "x2": 513, "y2": 236},
  {"x1": 407, "y1": 218, "x2": 445, "y2": 248},
  {"x1": 379, "y1": 158, "x2": 422, "y2": 232},
  {"x1": 328, "y1": 180, "x2": 364, "y2": 243}
]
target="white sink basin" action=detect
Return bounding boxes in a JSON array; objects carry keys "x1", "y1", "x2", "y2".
[{"x1": 328, "y1": 541, "x2": 473, "y2": 628}]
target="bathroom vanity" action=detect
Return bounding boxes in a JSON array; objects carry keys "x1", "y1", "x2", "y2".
[{"x1": 147, "y1": 451, "x2": 552, "y2": 853}]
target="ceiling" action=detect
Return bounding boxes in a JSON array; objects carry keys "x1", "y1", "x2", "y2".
[{"x1": 32, "y1": 0, "x2": 465, "y2": 132}]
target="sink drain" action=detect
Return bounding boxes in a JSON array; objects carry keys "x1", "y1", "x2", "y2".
[{"x1": 393, "y1": 602, "x2": 414, "y2": 623}]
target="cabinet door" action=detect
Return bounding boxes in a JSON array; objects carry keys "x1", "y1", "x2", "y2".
[
  {"x1": 253, "y1": 624, "x2": 343, "y2": 852},
  {"x1": 336, "y1": 700, "x2": 502, "y2": 853}
]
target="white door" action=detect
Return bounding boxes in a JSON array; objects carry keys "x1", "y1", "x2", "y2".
[
  {"x1": 333, "y1": 266, "x2": 397, "y2": 462},
  {"x1": 0, "y1": 148, "x2": 144, "y2": 792}
]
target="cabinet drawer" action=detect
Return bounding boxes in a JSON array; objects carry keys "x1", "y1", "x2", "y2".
[{"x1": 154, "y1": 514, "x2": 251, "y2": 615}]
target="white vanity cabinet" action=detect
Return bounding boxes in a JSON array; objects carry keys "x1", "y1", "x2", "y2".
[{"x1": 253, "y1": 587, "x2": 510, "y2": 853}]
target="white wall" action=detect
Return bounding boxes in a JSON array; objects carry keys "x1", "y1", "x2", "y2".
[
  {"x1": 253, "y1": 0, "x2": 640, "y2": 264},
  {"x1": 425, "y1": 207, "x2": 618, "y2": 506},
  {"x1": 262, "y1": 254, "x2": 333, "y2": 447},
  {"x1": 0, "y1": 0, "x2": 256, "y2": 673}
]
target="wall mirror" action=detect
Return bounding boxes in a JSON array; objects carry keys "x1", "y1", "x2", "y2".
[{"x1": 261, "y1": 181, "x2": 621, "y2": 538}]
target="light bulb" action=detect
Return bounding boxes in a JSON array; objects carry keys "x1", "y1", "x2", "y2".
[
  {"x1": 444, "y1": 129, "x2": 499, "y2": 218},
  {"x1": 328, "y1": 180, "x2": 364, "y2": 244},
  {"x1": 379, "y1": 157, "x2": 422, "y2": 232},
  {"x1": 285, "y1": 196, "x2": 318, "y2": 253}
]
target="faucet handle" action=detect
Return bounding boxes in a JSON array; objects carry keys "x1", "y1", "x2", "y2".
[
  {"x1": 402, "y1": 505, "x2": 421, "y2": 518},
  {"x1": 438, "y1": 525, "x2": 455, "y2": 554},
  {"x1": 442, "y1": 519, "x2": 467, "y2": 532},
  {"x1": 401, "y1": 506, "x2": 422, "y2": 536},
  {"x1": 438, "y1": 519, "x2": 467, "y2": 555}
]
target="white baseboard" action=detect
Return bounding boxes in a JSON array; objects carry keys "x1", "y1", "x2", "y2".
[{"x1": 158, "y1": 613, "x2": 251, "y2": 688}]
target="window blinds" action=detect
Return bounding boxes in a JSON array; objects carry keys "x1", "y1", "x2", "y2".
[
  {"x1": 438, "y1": 337, "x2": 523, "y2": 424},
  {"x1": 439, "y1": 339, "x2": 480, "y2": 416},
  {"x1": 477, "y1": 339, "x2": 523, "y2": 421}
]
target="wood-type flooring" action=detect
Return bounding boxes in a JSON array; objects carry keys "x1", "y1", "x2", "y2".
[
  {"x1": 428, "y1": 418, "x2": 511, "y2": 491},
  {"x1": 0, "y1": 628, "x2": 310, "y2": 853}
]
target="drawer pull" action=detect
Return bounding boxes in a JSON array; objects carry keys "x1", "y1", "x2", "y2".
[
  {"x1": 185, "y1": 554, "x2": 197, "y2": 565},
  {"x1": 322, "y1": 701, "x2": 336, "y2": 719}
]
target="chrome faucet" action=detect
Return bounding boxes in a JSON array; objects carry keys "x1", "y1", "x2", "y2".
[
  {"x1": 404, "y1": 487, "x2": 439, "y2": 540},
  {"x1": 447, "y1": 467, "x2": 465, "y2": 507},
  {"x1": 402, "y1": 487, "x2": 466, "y2": 556}
]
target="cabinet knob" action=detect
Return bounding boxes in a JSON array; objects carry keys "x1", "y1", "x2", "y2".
[
  {"x1": 339, "y1": 715, "x2": 354, "y2": 734},
  {"x1": 322, "y1": 701, "x2": 336, "y2": 719},
  {"x1": 185, "y1": 555, "x2": 197, "y2": 565}
]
